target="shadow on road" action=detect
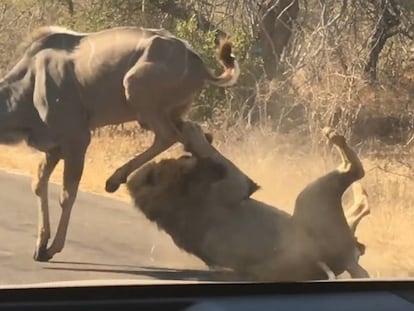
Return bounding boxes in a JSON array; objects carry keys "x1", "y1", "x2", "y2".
[{"x1": 44, "y1": 260, "x2": 242, "y2": 282}]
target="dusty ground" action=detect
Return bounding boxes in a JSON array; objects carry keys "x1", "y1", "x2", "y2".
[{"x1": 0, "y1": 123, "x2": 413, "y2": 279}]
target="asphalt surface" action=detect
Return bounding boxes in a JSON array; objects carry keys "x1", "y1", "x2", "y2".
[{"x1": 0, "y1": 169, "x2": 227, "y2": 286}]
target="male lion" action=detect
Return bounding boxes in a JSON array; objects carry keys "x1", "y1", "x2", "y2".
[{"x1": 126, "y1": 122, "x2": 369, "y2": 281}]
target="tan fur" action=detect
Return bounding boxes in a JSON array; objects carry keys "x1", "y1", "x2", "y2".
[{"x1": 126, "y1": 122, "x2": 370, "y2": 281}]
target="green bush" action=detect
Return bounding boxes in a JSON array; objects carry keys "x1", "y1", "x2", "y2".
[{"x1": 173, "y1": 14, "x2": 261, "y2": 123}]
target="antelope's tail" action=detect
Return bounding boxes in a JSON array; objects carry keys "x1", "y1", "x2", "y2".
[{"x1": 206, "y1": 38, "x2": 240, "y2": 87}]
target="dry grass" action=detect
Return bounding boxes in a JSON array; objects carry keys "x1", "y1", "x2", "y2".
[{"x1": 0, "y1": 122, "x2": 413, "y2": 278}]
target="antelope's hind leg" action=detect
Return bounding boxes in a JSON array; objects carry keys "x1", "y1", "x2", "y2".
[{"x1": 105, "y1": 61, "x2": 186, "y2": 193}]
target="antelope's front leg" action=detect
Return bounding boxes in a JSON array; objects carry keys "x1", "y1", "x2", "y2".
[
  {"x1": 45, "y1": 138, "x2": 89, "y2": 260},
  {"x1": 32, "y1": 148, "x2": 61, "y2": 262}
]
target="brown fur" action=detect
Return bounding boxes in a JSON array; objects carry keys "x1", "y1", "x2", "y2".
[{"x1": 126, "y1": 122, "x2": 370, "y2": 281}]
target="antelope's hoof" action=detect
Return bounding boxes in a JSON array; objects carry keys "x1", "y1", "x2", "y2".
[
  {"x1": 105, "y1": 174, "x2": 126, "y2": 193},
  {"x1": 33, "y1": 246, "x2": 52, "y2": 262}
]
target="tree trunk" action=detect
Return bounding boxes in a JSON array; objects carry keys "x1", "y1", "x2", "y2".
[
  {"x1": 258, "y1": 0, "x2": 300, "y2": 78},
  {"x1": 364, "y1": 0, "x2": 401, "y2": 81}
]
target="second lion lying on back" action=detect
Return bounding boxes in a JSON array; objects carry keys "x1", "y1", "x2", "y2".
[{"x1": 126, "y1": 122, "x2": 370, "y2": 281}]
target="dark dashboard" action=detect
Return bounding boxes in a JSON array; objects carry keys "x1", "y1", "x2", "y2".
[{"x1": 0, "y1": 280, "x2": 413, "y2": 311}]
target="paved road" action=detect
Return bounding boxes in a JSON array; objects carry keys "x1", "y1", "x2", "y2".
[{"x1": 0, "y1": 169, "x2": 228, "y2": 286}]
